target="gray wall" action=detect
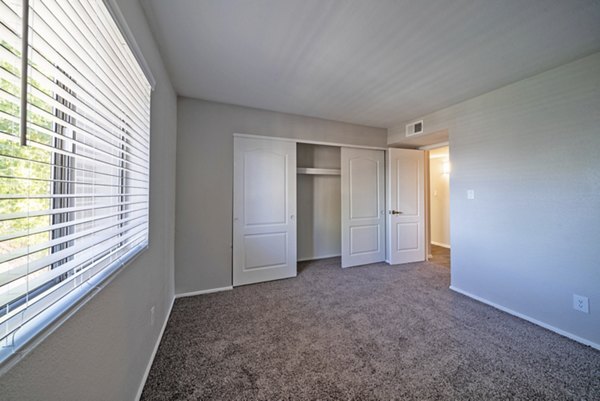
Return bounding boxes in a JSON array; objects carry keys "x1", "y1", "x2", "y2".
[
  {"x1": 389, "y1": 52, "x2": 600, "y2": 346},
  {"x1": 176, "y1": 99, "x2": 387, "y2": 294},
  {"x1": 0, "y1": 0, "x2": 178, "y2": 399}
]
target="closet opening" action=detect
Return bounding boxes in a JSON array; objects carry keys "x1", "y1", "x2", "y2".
[
  {"x1": 296, "y1": 143, "x2": 341, "y2": 272},
  {"x1": 427, "y1": 145, "x2": 450, "y2": 269}
]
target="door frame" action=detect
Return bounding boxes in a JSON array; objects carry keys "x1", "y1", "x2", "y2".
[
  {"x1": 419, "y1": 141, "x2": 450, "y2": 261},
  {"x1": 233, "y1": 133, "x2": 388, "y2": 151}
]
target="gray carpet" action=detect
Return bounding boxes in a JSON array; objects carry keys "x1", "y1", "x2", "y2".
[{"x1": 141, "y1": 258, "x2": 600, "y2": 400}]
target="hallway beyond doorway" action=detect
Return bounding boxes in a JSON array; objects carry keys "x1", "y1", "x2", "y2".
[{"x1": 430, "y1": 244, "x2": 450, "y2": 268}]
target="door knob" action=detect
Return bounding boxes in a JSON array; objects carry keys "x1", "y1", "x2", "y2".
[{"x1": 389, "y1": 210, "x2": 403, "y2": 215}]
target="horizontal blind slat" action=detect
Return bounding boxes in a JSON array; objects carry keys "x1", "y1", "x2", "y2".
[
  {"x1": 0, "y1": 173, "x2": 149, "y2": 190},
  {"x1": 0, "y1": 232, "x2": 148, "y2": 325},
  {"x1": 26, "y1": 83, "x2": 150, "y2": 160},
  {"x1": 0, "y1": 206, "x2": 148, "y2": 242},
  {"x1": 27, "y1": 46, "x2": 150, "y2": 149},
  {"x1": 25, "y1": 65, "x2": 150, "y2": 158},
  {"x1": 61, "y1": 0, "x2": 149, "y2": 104},
  {"x1": 0, "y1": 153, "x2": 150, "y2": 185},
  {"x1": 0, "y1": 199, "x2": 148, "y2": 221},
  {"x1": 26, "y1": 18, "x2": 150, "y2": 136},
  {"x1": 27, "y1": 16, "x2": 150, "y2": 134},
  {"x1": 0, "y1": 220, "x2": 148, "y2": 287},
  {"x1": 0, "y1": 234, "x2": 148, "y2": 338},
  {"x1": 25, "y1": 104, "x2": 150, "y2": 170},
  {"x1": 0, "y1": 213, "x2": 147, "y2": 265},
  {"x1": 0, "y1": 131, "x2": 150, "y2": 177},
  {"x1": 0, "y1": 192, "x2": 148, "y2": 200}
]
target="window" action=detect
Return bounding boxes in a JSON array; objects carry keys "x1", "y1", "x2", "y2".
[{"x1": 0, "y1": 0, "x2": 151, "y2": 364}]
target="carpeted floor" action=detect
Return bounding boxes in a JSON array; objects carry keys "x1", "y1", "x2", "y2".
[{"x1": 141, "y1": 258, "x2": 600, "y2": 401}]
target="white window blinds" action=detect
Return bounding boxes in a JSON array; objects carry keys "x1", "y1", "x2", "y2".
[{"x1": 0, "y1": 0, "x2": 151, "y2": 363}]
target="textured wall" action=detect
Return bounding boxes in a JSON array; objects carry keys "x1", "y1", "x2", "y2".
[
  {"x1": 175, "y1": 99, "x2": 387, "y2": 294},
  {"x1": 390, "y1": 52, "x2": 600, "y2": 347},
  {"x1": 0, "y1": 0, "x2": 178, "y2": 399}
]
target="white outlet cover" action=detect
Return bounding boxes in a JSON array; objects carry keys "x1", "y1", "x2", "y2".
[
  {"x1": 467, "y1": 190, "x2": 475, "y2": 200},
  {"x1": 573, "y1": 294, "x2": 589, "y2": 314}
]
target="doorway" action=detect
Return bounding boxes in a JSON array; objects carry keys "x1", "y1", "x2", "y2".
[{"x1": 427, "y1": 146, "x2": 450, "y2": 268}]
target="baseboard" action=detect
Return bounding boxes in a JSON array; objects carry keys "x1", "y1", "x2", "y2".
[
  {"x1": 135, "y1": 295, "x2": 175, "y2": 401},
  {"x1": 449, "y1": 285, "x2": 600, "y2": 351},
  {"x1": 431, "y1": 241, "x2": 450, "y2": 249},
  {"x1": 297, "y1": 254, "x2": 341, "y2": 262},
  {"x1": 175, "y1": 286, "x2": 233, "y2": 299}
]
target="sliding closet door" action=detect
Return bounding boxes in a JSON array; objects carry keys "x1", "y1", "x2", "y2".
[
  {"x1": 341, "y1": 148, "x2": 385, "y2": 268},
  {"x1": 233, "y1": 137, "x2": 297, "y2": 286}
]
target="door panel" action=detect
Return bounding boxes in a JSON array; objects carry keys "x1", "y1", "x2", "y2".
[
  {"x1": 387, "y1": 148, "x2": 425, "y2": 264},
  {"x1": 349, "y1": 158, "x2": 379, "y2": 218},
  {"x1": 341, "y1": 148, "x2": 385, "y2": 268},
  {"x1": 396, "y1": 223, "x2": 419, "y2": 250},
  {"x1": 233, "y1": 137, "x2": 297, "y2": 286},
  {"x1": 243, "y1": 150, "x2": 287, "y2": 225},
  {"x1": 244, "y1": 233, "x2": 288, "y2": 269},
  {"x1": 350, "y1": 225, "x2": 380, "y2": 254}
]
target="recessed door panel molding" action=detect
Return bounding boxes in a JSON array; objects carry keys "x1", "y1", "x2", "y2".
[
  {"x1": 234, "y1": 137, "x2": 297, "y2": 286},
  {"x1": 387, "y1": 148, "x2": 425, "y2": 264},
  {"x1": 350, "y1": 225, "x2": 380, "y2": 255},
  {"x1": 243, "y1": 150, "x2": 287, "y2": 226},
  {"x1": 244, "y1": 233, "x2": 287, "y2": 270},
  {"x1": 341, "y1": 148, "x2": 385, "y2": 268},
  {"x1": 349, "y1": 158, "x2": 379, "y2": 219},
  {"x1": 395, "y1": 158, "x2": 419, "y2": 216},
  {"x1": 396, "y1": 223, "x2": 419, "y2": 251}
]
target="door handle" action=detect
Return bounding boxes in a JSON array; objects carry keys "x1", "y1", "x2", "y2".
[{"x1": 389, "y1": 210, "x2": 403, "y2": 215}]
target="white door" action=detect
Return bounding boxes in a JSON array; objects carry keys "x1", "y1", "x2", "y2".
[
  {"x1": 233, "y1": 137, "x2": 297, "y2": 286},
  {"x1": 387, "y1": 148, "x2": 425, "y2": 264},
  {"x1": 341, "y1": 148, "x2": 385, "y2": 268}
]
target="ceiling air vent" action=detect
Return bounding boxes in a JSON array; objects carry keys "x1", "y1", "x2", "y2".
[{"x1": 406, "y1": 120, "x2": 424, "y2": 137}]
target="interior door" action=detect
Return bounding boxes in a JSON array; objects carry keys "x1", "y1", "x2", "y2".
[
  {"x1": 233, "y1": 137, "x2": 297, "y2": 286},
  {"x1": 387, "y1": 148, "x2": 425, "y2": 264},
  {"x1": 341, "y1": 148, "x2": 385, "y2": 268}
]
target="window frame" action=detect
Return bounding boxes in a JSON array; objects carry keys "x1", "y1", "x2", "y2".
[{"x1": 0, "y1": 0, "x2": 156, "y2": 373}]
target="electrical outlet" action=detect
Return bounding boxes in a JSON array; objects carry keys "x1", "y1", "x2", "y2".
[
  {"x1": 467, "y1": 189, "x2": 475, "y2": 200},
  {"x1": 573, "y1": 294, "x2": 589, "y2": 314},
  {"x1": 150, "y1": 306, "x2": 156, "y2": 326}
]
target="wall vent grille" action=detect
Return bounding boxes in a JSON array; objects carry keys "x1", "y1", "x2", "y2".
[{"x1": 406, "y1": 120, "x2": 424, "y2": 137}]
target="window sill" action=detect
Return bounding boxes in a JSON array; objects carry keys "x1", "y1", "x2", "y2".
[{"x1": 0, "y1": 243, "x2": 149, "y2": 376}]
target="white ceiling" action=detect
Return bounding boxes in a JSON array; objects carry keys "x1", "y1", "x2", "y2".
[{"x1": 142, "y1": 0, "x2": 600, "y2": 128}]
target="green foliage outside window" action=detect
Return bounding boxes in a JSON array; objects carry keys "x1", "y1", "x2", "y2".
[{"x1": 0, "y1": 40, "x2": 53, "y2": 263}]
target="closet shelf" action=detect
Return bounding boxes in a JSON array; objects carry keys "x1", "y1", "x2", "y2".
[{"x1": 297, "y1": 167, "x2": 341, "y2": 176}]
